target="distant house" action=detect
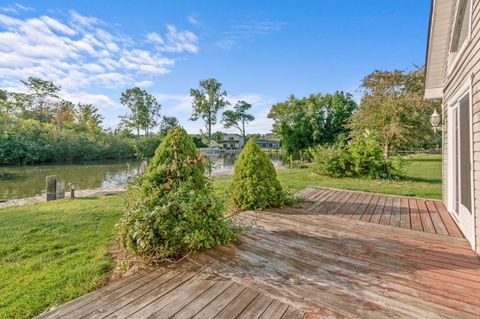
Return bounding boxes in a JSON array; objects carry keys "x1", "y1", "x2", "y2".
[
  {"x1": 425, "y1": 0, "x2": 479, "y2": 253},
  {"x1": 219, "y1": 134, "x2": 244, "y2": 149},
  {"x1": 255, "y1": 138, "x2": 280, "y2": 149}
]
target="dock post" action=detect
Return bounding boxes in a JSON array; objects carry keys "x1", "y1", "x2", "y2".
[
  {"x1": 69, "y1": 183, "x2": 75, "y2": 199},
  {"x1": 56, "y1": 181, "x2": 65, "y2": 199},
  {"x1": 46, "y1": 176, "x2": 56, "y2": 201}
]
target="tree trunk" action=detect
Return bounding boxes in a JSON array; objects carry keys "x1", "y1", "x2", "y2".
[
  {"x1": 242, "y1": 121, "x2": 246, "y2": 149},
  {"x1": 384, "y1": 141, "x2": 390, "y2": 158}
]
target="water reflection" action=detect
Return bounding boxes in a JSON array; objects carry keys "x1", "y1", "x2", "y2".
[
  {"x1": 208, "y1": 151, "x2": 283, "y2": 174},
  {"x1": 0, "y1": 161, "x2": 142, "y2": 200}
]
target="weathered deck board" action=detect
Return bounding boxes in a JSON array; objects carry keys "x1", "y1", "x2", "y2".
[
  {"x1": 299, "y1": 187, "x2": 463, "y2": 237},
  {"x1": 38, "y1": 187, "x2": 478, "y2": 319}
]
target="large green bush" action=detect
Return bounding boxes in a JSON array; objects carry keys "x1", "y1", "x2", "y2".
[
  {"x1": 310, "y1": 134, "x2": 405, "y2": 180},
  {"x1": 230, "y1": 139, "x2": 291, "y2": 210},
  {"x1": 117, "y1": 128, "x2": 237, "y2": 260}
]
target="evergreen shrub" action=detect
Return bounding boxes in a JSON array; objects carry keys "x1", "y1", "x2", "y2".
[
  {"x1": 230, "y1": 139, "x2": 292, "y2": 210},
  {"x1": 117, "y1": 128, "x2": 237, "y2": 260}
]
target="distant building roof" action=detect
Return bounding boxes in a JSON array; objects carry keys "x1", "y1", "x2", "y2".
[{"x1": 255, "y1": 138, "x2": 280, "y2": 143}]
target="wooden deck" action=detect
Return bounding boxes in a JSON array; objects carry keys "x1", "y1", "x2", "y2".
[
  {"x1": 38, "y1": 187, "x2": 480, "y2": 319},
  {"x1": 297, "y1": 186, "x2": 464, "y2": 238}
]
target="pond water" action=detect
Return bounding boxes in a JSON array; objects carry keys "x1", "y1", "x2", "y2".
[{"x1": 0, "y1": 151, "x2": 284, "y2": 200}]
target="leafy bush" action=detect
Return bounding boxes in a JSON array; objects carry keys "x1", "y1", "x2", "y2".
[
  {"x1": 133, "y1": 134, "x2": 162, "y2": 160},
  {"x1": 117, "y1": 128, "x2": 237, "y2": 261},
  {"x1": 311, "y1": 134, "x2": 405, "y2": 180},
  {"x1": 230, "y1": 139, "x2": 292, "y2": 210},
  {"x1": 310, "y1": 145, "x2": 349, "y2": 177}
]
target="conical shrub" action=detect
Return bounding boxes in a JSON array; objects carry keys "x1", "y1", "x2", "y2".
[
  {"x1": 230, "y1": 139, "x2": 291, "y2": 210},
  {"x1": 117, "y1": 128, "x2": 237, "y2": 260}
]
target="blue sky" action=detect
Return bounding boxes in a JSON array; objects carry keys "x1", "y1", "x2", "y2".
[{"x1": 0, "y1": 1, "x2": 430, "y2": 134}]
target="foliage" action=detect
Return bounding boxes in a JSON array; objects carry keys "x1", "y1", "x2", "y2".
[
  {"x1": 348, "y1": 67, "x2": 440, "y2": 156},
  {"x1": 268, "y1": 91, "x2": 357, "y2": 153},
  {"x1": 190, "y1": 78, "x2": 228, "y2": 141},
  {"x1": 310, "y1": 134, "x2": 405, "y2": 180},
  {"x1": 230, "y1": 139, "x2": 292, "y2": 210},
  {"x1": 222, "y1": 100, "x2": 255, "y2": 142},
  {"x1": 133, "y1": 134, "x2": 162, "y2": 160},
  {"x1": 117, "y1": 128, "x2": 236, "y2": 260},
  {"x1": 190, "y1": 134, "x2": 208, "y2": 148},
  {"x1": 159, "y1": 115, "x2": 180, "y2": 136},
  {"x1": 120, "y1": 87, "x2": 161, "y2": 137},
  {"x1": 0, "y1": 78, "x2": 164, "y2": 165},
  {"x1": 0, "y1": 196, "x2": 123, "y2": 319},
  {"x1": 76, "y1": 103, "x2": 104, "y2": 132},
  {"x1": 21, "y1": 77, "x2": 61, "y2": 123},
  {"x1": 215, "y1": 154, "x2": 441, "y2": 200}
]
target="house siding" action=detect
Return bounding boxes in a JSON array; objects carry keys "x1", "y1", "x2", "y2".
[{"x1": 442, "y1": 0, "x2": 480, "y2": 253}]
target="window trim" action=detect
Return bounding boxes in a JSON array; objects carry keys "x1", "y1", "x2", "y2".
[
  {"x1": 446, "y1": 75, "x2": 476, "y2": 249},
  {"x1": 446, "y1": 0, "x2": 473, "y2": 76}
]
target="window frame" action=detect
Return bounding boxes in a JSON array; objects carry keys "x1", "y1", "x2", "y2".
[{"x1": 446, "y1": 0, "x2": 473, "y2": 75}]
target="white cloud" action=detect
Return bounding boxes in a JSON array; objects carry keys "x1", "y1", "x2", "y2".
[
  {"x1": 62, "y1": 91, "x2": 120, "y2": 108},
  {"x1": 69, "y1": 10, "x2": 99, "y2": 28},
  {"x1": 218, "y1": 19, "x2": 284, "y2": 49},
  {"x1": 156, "y1": 93, "x2": 192, "y2": 111},
  {"x1": 148, "y1": 25, "x2": 199, "y2": 53},
  {"x1": 0, "y1": 9, "x2": 197, "y2": 92},
  {"x1": 40, "y1": 16, "x2": 76, "y2": 36},
  {"x1": 134, "y1": 80, "x2": 154, "y2": 88},
  {"x1": 0, "y1": 3, "x2": 33, "y2": 14},
  {"x1": 187, "y1": 15, "x2": 200, "y2": 25}
]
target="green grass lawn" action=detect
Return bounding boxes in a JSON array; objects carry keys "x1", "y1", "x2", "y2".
[
  {"x1": 0, "y1": 154, "x2": 441, "y2": 318},
  {"x1": 214, "y1": 154, "x2": 442, "y2": 200},
  {"x1": 0, "y1": 196, "x2": 124, "y2": 319}
]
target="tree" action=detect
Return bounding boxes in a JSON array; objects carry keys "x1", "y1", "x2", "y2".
[
  {"x1": 159, "y1": 115, "x2": 180, "y2": 135},
  {"x1": 120, "y1": 87, "x2": 161, "y2": 137},
  {"x1": 117, "y1": 128, "x2": 237, "y2": 260},
  {"x1": 53, "y1": 100, "x2": 75, "y2": 130},
  {"x1": 75, "y1": 103, "x2": 104, "y2": 132},
  {"x1": 230, "y1": 139, "x2": 291, "y2": 210},
  {"x1": 348, "y1": 67, "x2": 439, "y2": 156},
  {"x1": 21, "y1": 77, "x2": 61, "y2": 123},
  {"x1": 190, "y1": 78, "x2": 228, "y2": 142},
  {"x1": 222, "y1": 100, "x2": 255, "y2": 143},
  {"x1": 268, "y1": 92, "x2": 357, "y2": 153}
]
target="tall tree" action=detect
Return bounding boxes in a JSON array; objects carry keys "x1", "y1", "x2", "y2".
[
  {"x1": 75, "y1": 103, "x2": 104, "y2": 132},
  {"x1": 348, "y1": 67, "x2": 439, "y2": 156},
  {"x1": 21, "y1": 77, "x2": 61, "y2": 123},
  {"x1": 120, "y1": 87, "x2": 161, "y2": 137},
  {"x1": 159, "y1": 115, "x2": 180, "y2": 135},
  {"x1": 268, "y1": 92, "x2": 357, "y2": 153},
  {"x1": 53, "y1": 100, "x2": 75, "y2": 130},
  {"x1": 222, "y1": 100, "x2": 255, "y2": 143},
  {"x1": 190, "y1": 78, "x2": 228, "y2": 142}
]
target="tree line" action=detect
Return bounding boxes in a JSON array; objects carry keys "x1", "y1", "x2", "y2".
[
  {"x1": 0, "y1": 76, "x2": 258, "y2": 165},
  {"x1": 268, "y1": 66, "x2": 440, "y2": 156},
  {"x1": 0, "y1": 66, "x2": 439, "y2": 165}
]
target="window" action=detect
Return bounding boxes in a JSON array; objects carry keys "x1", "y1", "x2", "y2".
[{"x1": 448, "y1": 0, "x2": 471, "y2": 67}]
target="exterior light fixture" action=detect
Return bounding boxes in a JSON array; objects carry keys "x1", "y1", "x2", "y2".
[{"x1": 430, "y1": 108, "x2": 443, "y2": 133}]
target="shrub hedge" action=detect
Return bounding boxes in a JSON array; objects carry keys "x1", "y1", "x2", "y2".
[{"x1": 311, "y1": 134, "x2": 405, "y2": 180}]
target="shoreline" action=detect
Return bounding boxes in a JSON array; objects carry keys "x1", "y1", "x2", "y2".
[{"x1": 0, "y1": 170, "x2": 238, "y2": 209}]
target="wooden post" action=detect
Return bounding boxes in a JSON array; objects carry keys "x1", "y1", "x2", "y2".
[
  {"x1": 69, "y1": 183, "x2": 75, "y2": 199},
  {"x1": 46, "y1": 175, "x2": 56, "y2": 201},
  {"x1": 56, "y1": 181, "x2": 65, "y2": 199}
]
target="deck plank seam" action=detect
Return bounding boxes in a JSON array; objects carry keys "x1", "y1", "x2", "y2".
[
  {"x1": 121, "y1": 269, "x2": 202, "y2": 319},
  {"x1": 239, "y1": 230, "x2": 480, "y2": 312}
]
